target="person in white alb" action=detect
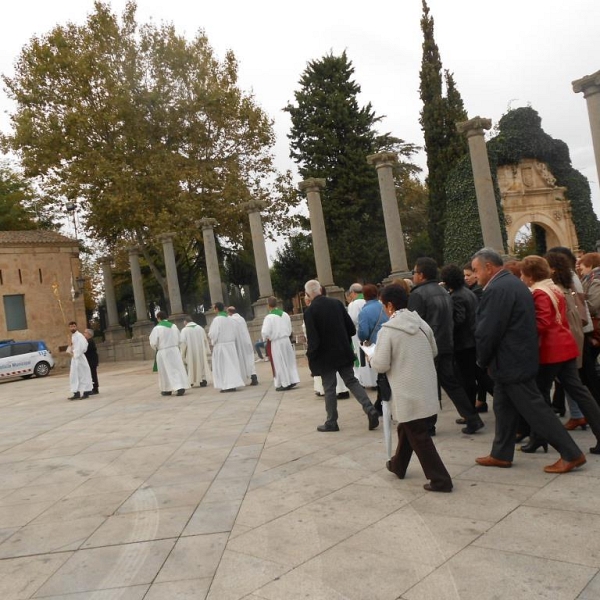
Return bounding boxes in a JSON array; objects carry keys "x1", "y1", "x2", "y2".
[
  {"x1": 149, "y1": 311, "x2": 190, "y2": 396},
  {"x1": 180, "y1": 316, "x2": 211, "y2": 388},
  {"x1": 208, "y1": 302, "x2": 246, "y2": 392},
  {"x1": 67, "y1": 321, "x2": 93, "y2": 400},
  {"x1": 228, "y1": 306, "x2": 259, "y2": 386},
  {"x1": 262, "y1": 296, "x2": 300, "y2": 392}
]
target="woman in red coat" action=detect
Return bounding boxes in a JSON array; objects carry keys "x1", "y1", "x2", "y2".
[{"x1": 520, "y1": 256, "x2": 600, "y2": 454}]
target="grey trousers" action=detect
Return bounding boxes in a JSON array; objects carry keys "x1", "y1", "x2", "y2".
[{"x1": 322, "y1": 364, "x2": 375, "y2": 426}]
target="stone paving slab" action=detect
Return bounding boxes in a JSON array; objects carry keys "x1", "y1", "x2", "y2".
[{"x1": 0, "y1": 359, "x2": 599, "y2": 599}]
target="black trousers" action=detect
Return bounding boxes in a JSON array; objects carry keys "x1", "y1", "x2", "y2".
[
  {"x1": 89, "y1": 363, "x2": 99, "y2": 392},
  {"x1": 454, "y1": 347, "x2": 478, "y2": 406},
  {"x1": 490, "y1": 377, "x2": 582, "y2": 463},
  {"x1": 388, "y1": 416, "x2": 452, "y2": 490},
  {"x1": 436, "y1": 353, "x2": 480, "y2": 424}
]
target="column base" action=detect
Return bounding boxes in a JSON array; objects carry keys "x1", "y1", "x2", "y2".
[
  {"x1": 103, "y1": 325, "x2": 127, "y2": 343},
  {"x1": 384, "y1": 270, "x2": 413, "y2": 284},
  {"x1": 131, "y1": 320, "x2": 154, "y2": 339},
  {"x1": 323, "y1": 285, "x2": 346, "y2": 304},
  {"x1": 251, "y1": 297, "x2": 271, "y2": 320},
  {"x1": 167, "y1": 313, "x2": 188, "y2": 329}
]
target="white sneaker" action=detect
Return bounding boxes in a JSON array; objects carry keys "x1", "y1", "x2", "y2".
[
  {"x1": 264, "y1": 357, "x2": 270, "y2": 362},
  {"x1": 255, "y1": 358, "x2": 261, "y2": 362}
]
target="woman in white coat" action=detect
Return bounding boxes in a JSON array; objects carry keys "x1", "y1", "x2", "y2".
[{"x1": 370, "y1": 284, "x2": 453, "y2": 493}]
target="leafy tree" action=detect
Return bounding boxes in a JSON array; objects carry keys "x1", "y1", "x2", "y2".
[
  {"x1": 270, "y1": 232, "x2": 315, "y2": 311},
  {"x1": 285, "y1": 51, "x2": 419, "y2": 287},
  {"x1": 0, "y1": 162, "x2": 56, "y2": 230},
  {"x1": 419, "y1": 1, "x2": 468, "y2": 262},
  {"x1": 2, "y1": 1, "x2": 298, "y2": 304}
]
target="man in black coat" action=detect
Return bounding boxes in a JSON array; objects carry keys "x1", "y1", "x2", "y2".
[
  {"x1": 409, "y1": 257, "x2": 484, "y2": 435},
  {"x1": 303, "y1": 279, "x2": 379, "y2": 432},
  {"x1": 472, "y1": 248, "x2": 585, "y2": 473},
  {"x1": 84, "y1": 329, "x2": 99, "y2": 395}
]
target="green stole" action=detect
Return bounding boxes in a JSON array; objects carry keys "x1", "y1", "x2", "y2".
[{"x1": 270, "y1": 308, "x2": 284, "y2": 317}]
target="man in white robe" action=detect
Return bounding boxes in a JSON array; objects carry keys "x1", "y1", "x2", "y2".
[
  {"x1": 149, "y1": 311, "x2": 190, "y2": 396},
  {"x1": 180, "y1": 316, "x2": 211, "y2": 387},
  {"x1": 67, "y1": 321, "x2": 93, "y2": 400},
  {"x1": 262, "y1": 296, "x2": 300, "y2": 391},
  {"x1": 227, "y1": 307, "x2": 258, "y2": 386},
  {"x1": 348, "y1": 283, "x2": 377, "y2": 388},
  {"x1": 208, "y1": 302, "x2": 245, "y2": 392}
]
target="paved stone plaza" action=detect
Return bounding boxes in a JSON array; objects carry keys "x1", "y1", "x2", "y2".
[{"x1": 1, "y1": 358, "x2": 600, "y2": 599}]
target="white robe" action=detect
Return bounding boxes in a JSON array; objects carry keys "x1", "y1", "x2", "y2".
[
  {"x1": 149, "y1": 323, "x2": 190, "y2": 392},
  {"x1": 348, "y1": 298, "x2": 377, "y2": 387},
  {"x1": 230, "y1": 313, "x2": 256, "y2": 380},
  {"x1": 208, "y1": 315, "x2": 246, "y2": 390},
  {"x1": 68, "y1": 331, "x2": 93, "y2": 394},
  {"x1": 262, "y1": 311, "x2": 300, "y2": 388},
  {"x1": 180, "y1": 322, "x2": 212, "y2": 386}
]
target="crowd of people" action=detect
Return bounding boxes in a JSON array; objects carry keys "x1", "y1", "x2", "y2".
[{"x1": 67, "y1": 244, "x2": 600, "y2": 494}]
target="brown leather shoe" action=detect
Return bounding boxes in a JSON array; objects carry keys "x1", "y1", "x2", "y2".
[
  {"x1": 565, "y1": 418, "x2": 587, "y2": 431},
  {"x1": 476, "y1": 455, "x2": 512, "y2": 468},
  {"x1": 543, "y1": 454, "x2": 586, "y2": 474}
]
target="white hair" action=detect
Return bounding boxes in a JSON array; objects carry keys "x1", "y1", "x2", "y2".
[
  {"x1": 304, "y1": 279, "x2": 322, "y2": 298},
  {"x1": 349, "y1": 283, "x2": 362, "y2": 294}
]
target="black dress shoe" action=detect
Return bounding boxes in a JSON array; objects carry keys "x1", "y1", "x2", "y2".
[
  {"x1": 462, "y1": 418, "x2": 484, "y2": 434},
  {"x1": 220, "y1": 388, "x2": 237, "y2": 393},
  {"x1": 368, "y1": 411, "x2": 379, "y2": 430},
  {"x1": 250, "y1": 375, "x2": 259, "y2": 386},
  {"x1": 90, "y1": 389, "x2": 99, "y2": 395},
  {"x1": 590, "y1": 444, "x2": 600, "y2": 454},
  {"x1": 476, "y1": 403, "x2": 488, "y2": 413},
  {"x1": 176, "y1": 388, "x2": 185, "y2": 396},
  {"x1": 317, "y1": 423, "x2": 340, "y2": 432},
  {"x1": 161, "y1": 391, "x2": 172, "y2": 396},
  {"x1": 423, "y1": 483, "x2": 453, "y2": 493},
  {"x1": 68, "y1": 392, "x2": 81, "y2": 400},
  {"x1": 336, "y1": 391, "x2": 350, "y2": 399},
  {"x1": 200, "y1": 380, "x2": 208, "y2": 387},
  {"x1": 82, "y1": 392, "x2": 91, "y2": 399}
]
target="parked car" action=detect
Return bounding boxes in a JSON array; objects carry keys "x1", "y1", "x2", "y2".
[{"x1": 0, "y1": 339, "x2": 55, "y2": 380}]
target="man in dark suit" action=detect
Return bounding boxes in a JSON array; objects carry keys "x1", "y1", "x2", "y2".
[
  {"x1": 303, "y1": 279, "x2": 379, "y2": 432},
  {"x1": 83, "y1": 329, "x2": 99, "y2": 395},
  {"x1": 472, "y1": 248, "x2": 585, "y2": 473}
]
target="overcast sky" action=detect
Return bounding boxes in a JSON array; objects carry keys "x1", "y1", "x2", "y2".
[{"x1": 1, "y1": 0, "x2": 599, "y2": 257}]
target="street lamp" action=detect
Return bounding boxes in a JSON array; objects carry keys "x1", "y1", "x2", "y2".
[
  {"x1": 65, "y1": 200, "x2": 78, "y2": 240},
  {"x1": 74, "y1": 275, "x2": 86, "y2": 298}
]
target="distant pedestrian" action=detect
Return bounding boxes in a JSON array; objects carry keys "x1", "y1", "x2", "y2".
[
  {"x1": 83, "y1": 329, "x2": 99, "y2": 395},
  {"x1": 67, "y1": 321, "x2": 92, "y2": 400}
]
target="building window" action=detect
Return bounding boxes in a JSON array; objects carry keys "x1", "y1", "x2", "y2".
[
  {"x1": 39, "y1": 269, "x2": 43, "y2": 283},
  {"x1": 3, "y1": 295, "x2": 27, "y2": 331},
  {"x1": 0, "y1": 270, "x2": 3, "y2": 285},
  {"x1": 18, "y1": 269, "x2": 22, "y2": 284}
]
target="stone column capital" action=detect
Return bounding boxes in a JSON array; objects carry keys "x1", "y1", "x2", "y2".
[
  {"x1": 241, "y1": 200, "x2": 267, "y2": 214},
  {"x1": 157, "y1": 232, "x2": 177, "y2": 244},
  {"x1": 298, "y1": 178, "x2": 326, "y2": 193},
  {"x1": 196, "y1": 218, "x2": 218, "y2": 231},
  {"x1": 367, "y1": 151, "x2": 398, "y2": 169},
  {"x1": 126, "y1": 246, "x2": 141, "y2": 256},
  {"x1": 457, "y1": 116, "x2": 492, "y2": 138},
  {"x1": 573, "y1": 70, "x2": 600, "y2": 98},
  {"x1": 98, "y1": 255, "x2": 113, "y2": 266}
]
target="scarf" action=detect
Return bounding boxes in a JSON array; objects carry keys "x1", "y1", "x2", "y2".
[{"x1": 530, "y1": 278, "x2": 563, "y2": 325}]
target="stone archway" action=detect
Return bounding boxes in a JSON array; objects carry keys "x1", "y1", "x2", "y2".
[{"x1": 497, "y1": 158, "x2": 580, "y2": 253}]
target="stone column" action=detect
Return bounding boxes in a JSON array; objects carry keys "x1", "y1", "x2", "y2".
[
  {"x1": 457, "y1": 116, "x2": 505, "y2": 253},
  {"x1": 197, "y1": 218, "x2": 223, "y2": 307},
  {"x1": 298, "y1": 178, "x2": 344, "y2": 300},
  {"x1": 242, "y1": 200, "x2": 273, "y2": 319},
  {"x1": 573, "y1": 70, "x2": 600, "y2": 192},
  {"x1": 127, "y1": 247, "x2": 154, "y2": 340},
  {"x1": 367, "y1": 152, "x2": 410, "y2": 279},
  {"x1": 99, "y1": 256, "x2": 125, "y2": 341},
  {"x1": 157, "y1": 232, "x2": 184, "y2": 317}
]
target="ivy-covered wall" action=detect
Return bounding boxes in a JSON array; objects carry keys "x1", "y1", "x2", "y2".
[{"x1": 444, "y1": 106, "x2": 600, "y2": 264}]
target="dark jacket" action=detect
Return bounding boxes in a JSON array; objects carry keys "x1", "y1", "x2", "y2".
[
  {"x1": 304, "y1": 295, "x2": 355, "y2": 376},
  {"x1": 475, "y1": 269, "x2": 539, "y2": 383},
  {"x1": 450, "y1": 286, "x2": 477, "y2": 351},
  {"x1": 407, "y1": 280, "x2": 454, "y2": 354},
  {"x1": 84, "y1": 337, "x2": 99, "y2": 368},
  {"x1": 469, "y1": 283, "x2": 484, "y2": 300}
]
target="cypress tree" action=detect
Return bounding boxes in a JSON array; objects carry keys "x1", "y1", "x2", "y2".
[
  {"x1": 285, "y1": 52, "x2": 412, "y2": 287},
  {"x1": 419, "y1": 1, "x2": 468, "y2": 262}
]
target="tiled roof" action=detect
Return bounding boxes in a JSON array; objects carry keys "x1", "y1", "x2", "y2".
[{"x1": 0, "y1": 230, "x2": 77, "y2": 245}]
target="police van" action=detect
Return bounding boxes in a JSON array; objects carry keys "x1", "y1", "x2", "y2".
[{"x1": 0, "y1": 340, "x2": 55, "y2": 380}]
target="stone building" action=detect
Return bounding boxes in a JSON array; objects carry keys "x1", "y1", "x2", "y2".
[{"x1": 0, "y1": 231, "x2": 86, "y2": 367}]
